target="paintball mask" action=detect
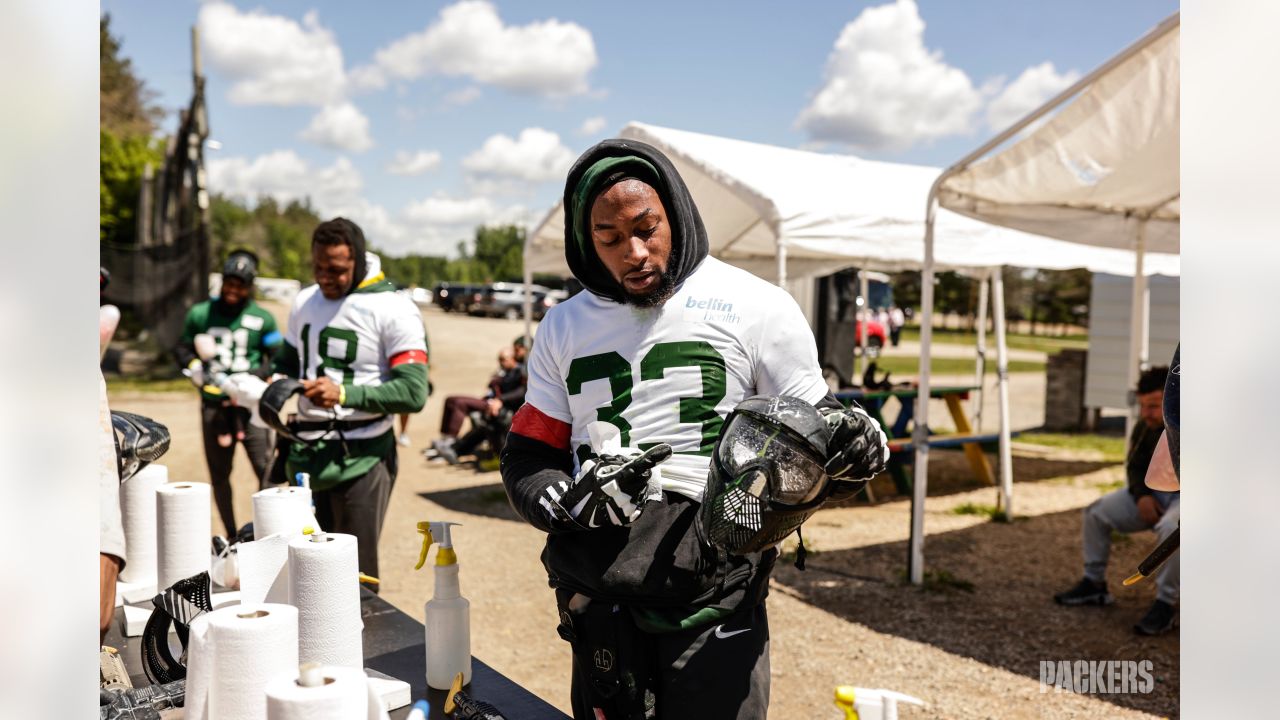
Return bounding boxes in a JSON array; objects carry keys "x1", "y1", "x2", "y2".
[{"x1": 701, "y1": 395, "x2": 832, "y2": 555}]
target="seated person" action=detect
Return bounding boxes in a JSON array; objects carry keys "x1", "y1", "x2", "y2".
[
  {"x1": 433, "y1": 344, "x2": 527, "y2": 464},
  {"x1": 1054, "y1": 366, "x2": 1178, "y2": 636}
]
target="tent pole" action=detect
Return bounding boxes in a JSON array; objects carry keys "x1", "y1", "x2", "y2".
[
  {"x1": 973, "y1": 270, "x2": 991, "y2": 430},
  {"x1": 910, "y1": 198, "x2": 938, "y2": 585},
  {"x1": 992, "y1": 267, "x2": 1014, "y2": 517},
  {"x1": 857, "y1": 270, "x2": 870, "y2": 384},
  {"x1": 777, "y1": 238, "x2": 788, "y2": 289},
  {"x1": 1125, "y1": 221, "x2": 1149, "y2": 443}
]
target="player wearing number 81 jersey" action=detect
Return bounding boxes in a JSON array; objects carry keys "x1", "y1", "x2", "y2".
[{"x1": 501, "y1": 139, "x2": 888, "y2": 720}]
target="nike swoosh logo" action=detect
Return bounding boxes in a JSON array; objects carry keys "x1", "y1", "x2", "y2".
[{"x1": 713, "y1": 625, "x2": 751, "y2": 639}]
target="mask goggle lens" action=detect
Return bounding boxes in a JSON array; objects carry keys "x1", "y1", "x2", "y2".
[{"x1": 717, "y1": 415, "x2": 826, "y2": 506}]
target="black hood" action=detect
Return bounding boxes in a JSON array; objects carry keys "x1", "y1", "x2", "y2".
[{"x1": 562, "y1": 138, "x2": 709, "y2": 303}]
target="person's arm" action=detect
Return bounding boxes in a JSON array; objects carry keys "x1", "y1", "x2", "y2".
[
  {"x1": 273, "y1": 340, "x2": 301, "y2": 378},
  {"x1": 255, "y1": 313, "x2": 284, "y2": 379},
  {"x1": 501, "y1": 406, "x2": 576, "y2": 533},
  {"x1": 1145, "y1": 431, "x2": 1179, "y2": 491},
  {"x1": 342, "y1": 355, "x2": 428, "y2": 414}
]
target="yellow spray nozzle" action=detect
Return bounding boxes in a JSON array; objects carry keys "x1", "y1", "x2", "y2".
[
  {"x1": 415, "y1": 522, "x2": 434, "y2": 570},
  {"x1": 359, "y1": 573, "x2": 380, "y2": 586},
  {"x1": 834, "y1": 686, "x2": 859, "y2": 719},
  {"x1": 415, "y1": 520, "x2": 462, "y2": 569}
]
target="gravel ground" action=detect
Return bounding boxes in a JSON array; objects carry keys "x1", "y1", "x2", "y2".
[{"x1": 108, "y1": 304, "x2": 1177, "y2": 719}]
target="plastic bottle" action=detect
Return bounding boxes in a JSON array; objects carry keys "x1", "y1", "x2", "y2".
[
  {"x1": 834, "y1": 686, "x2": 926, "y2": 720},
  {"x1": 416, "y1": 521, "x2": 471, "y2": 690}
]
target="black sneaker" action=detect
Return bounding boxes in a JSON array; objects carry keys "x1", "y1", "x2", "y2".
[
  {"x1": 1134, "y1": 600, "x2": 1176, "y2": 635},
  {"x1": 1053, "y1": 578, "x2": 1114, "y2": 606}
]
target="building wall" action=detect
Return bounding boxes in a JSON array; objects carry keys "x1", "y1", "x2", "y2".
[{"x1": 1085, "y1": 273, "x2": 1180, "y2": 410}]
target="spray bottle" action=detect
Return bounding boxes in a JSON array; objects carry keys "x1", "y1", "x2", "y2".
[
  {"x1": 834, "y1": 686, "x2": 925, "y2": 720},
  {"x1": 416, "y1": 521, "x2": 471, "y2": 690}
]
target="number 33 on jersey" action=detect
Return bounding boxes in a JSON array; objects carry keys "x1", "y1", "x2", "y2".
[{"x1": 523, "y1": 258, "x2": 830, "y2": 477}]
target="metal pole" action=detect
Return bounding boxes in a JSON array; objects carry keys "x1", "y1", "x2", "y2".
[
  {"x1": 776, "y1": 238, "x2": 788, "y2": 289},
  {"x1": 1125, "y1": 221, "x2": 1149, "y2": 443},
  {"x1": 522, "y1": 238, "x2": 534, "y2": 342},
  {"x1": 992, "y1": 268, "x2": 1014, "y2": 517},
  {"x1": 973, "y1": 270, "x2": 990, "y2": 429},
  {"x1": 856, "y1": 269, "x2": 870, "y2": 384},
  {"x1": 909, "y1": 199, "x2": 937, "y2": 585}
]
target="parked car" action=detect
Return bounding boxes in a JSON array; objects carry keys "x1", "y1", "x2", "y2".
[
  {"x1": 471, "y1": 283, "x2": 558, "y2": 320},
  {"x1": 854, "y1": 316, "x2": 888, "y2": 357},
  {"x1": 436, "y1": 283, "x2": 488, "y2": 313}
]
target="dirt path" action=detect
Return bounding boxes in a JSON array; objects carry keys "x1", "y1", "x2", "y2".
[{"x1": 108, "y1": 305, "x2": 1176, "y2": 719}]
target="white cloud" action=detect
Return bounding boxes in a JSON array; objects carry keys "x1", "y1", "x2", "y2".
[
  {"x1": 402, "y1": 195, "x2": 497, "y2": 226},
  {"x1": 198, "y1": 2, "x2": 346, "y2": 106},
  {"x1": 577, "y1": 116, "x2": 607, "y2": 136},
  {"x1": 208, "y1": 151, "x2": 361, "y2": 212},
  {"x1": 352, "y1": 0, "x2": 596, "y2": 97},
  {"x1": 985, "y1": 62, "x2": 1081, "y2": 132},
  {"x1": 299, "y1": 102, "x2": 374, "y2": 153},
  {"x1": 462, "y1": 127, "x2": 575, "y2": 184},
  {"x1": 443, "y1": 86, "x2": 482, "y2": 107},
  {"x1": 386, "y1": 150, "x2": 443, "y2": 176},
  {"x1": 796, "y1": 0, "x2": 982, "y2": 151}
]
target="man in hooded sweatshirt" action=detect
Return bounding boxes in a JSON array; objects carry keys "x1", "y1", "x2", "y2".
[
  {"x1": 501, "y1": 140, "x2": 889, "y2": 719},
  {"x1": 273, "y1": 217, "x2": 429, "y2": 590}
]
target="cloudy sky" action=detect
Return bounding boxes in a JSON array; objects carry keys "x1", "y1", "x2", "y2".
[{"x1": 104, "y1": 0, "x2": 1177, "y2": 257}]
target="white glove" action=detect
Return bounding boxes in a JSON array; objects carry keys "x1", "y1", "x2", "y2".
[{"x1": 182, "y1": 360, "x2": 206, "y2": 390}]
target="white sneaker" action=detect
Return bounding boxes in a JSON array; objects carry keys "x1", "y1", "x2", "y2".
[{"x1": 397, "y1": 433, "x2": 412, "y2": 447}]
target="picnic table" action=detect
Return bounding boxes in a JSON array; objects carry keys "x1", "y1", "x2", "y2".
[
  {"x1": 104, "y1": 589, "x2": 569, "y2": 720},
  {"x1": 834, "y1": 384, "x2": 1001, "y2": 494}
]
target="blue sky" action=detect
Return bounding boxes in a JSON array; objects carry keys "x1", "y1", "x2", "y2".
[{"x1": 102, "y1": 0, "x2": 1178, "y2": 257}]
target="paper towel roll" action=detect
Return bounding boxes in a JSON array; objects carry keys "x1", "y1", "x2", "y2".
[
  {"x1": 239, "y1": 535, "x2": 292, "y2": 605},
  {"x1": 185, "y1": 603, "x2": 300, "y2": 720},
  {"x1": 118, "y1": 463, "x2": 167, "y2": 583},
  {"x1": 265, "y1": 665, "x2": 369, "y2": 720},
  {"x1": 155, "y1": 482, "x2": 211, "y2": 590},
  {"x1": 289, "y1": 533, "x2": 364, "y2": 668},
  {"x1": 253, "y1": 487, "x2": 315, "y2": 539}
]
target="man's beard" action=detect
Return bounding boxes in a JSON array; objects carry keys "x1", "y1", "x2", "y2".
[{"x1": 622, "y1": 266, "x2": 678, "y2": 308}]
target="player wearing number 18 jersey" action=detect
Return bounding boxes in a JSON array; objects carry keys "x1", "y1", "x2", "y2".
[
  {"x1": 273, "y1": 218, "x2": 428, "y2": 588},
  {"x1": 501, "y1": 140, "x2": 887, "y2": 719},
  {"x1": 174, "y1": 250, "x2": 281, "y2": 535}
]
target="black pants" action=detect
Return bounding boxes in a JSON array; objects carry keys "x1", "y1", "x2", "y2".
[
  {"x1": 201, "y1": 403, "x2": 272, "y2": 535},
  {"x1": 312, "y1": 450, "x2": 397, "y2": 593},
  {"x1": 557, "y1": 591, "x2": 770, "y2": 720}
]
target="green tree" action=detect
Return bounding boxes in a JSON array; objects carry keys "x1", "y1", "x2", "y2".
[
  {"x1": 100, "y1": 129, "x2": 163, "y2": 243},
  {"x1": 472, "y1": 225, "x2": 525, "y2": 281}
]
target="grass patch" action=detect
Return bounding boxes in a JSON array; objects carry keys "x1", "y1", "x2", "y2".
[
  {"x1": 479, "y1": 488, "x2": 509, "y2": 505},
  {"x1": 779, "y1": 536, "x2": 819, "y2": 566},
  {"x1": 951, "y1": 502, "x2": 1009, "y2": 522},
  {"x1": 898, "y1": 568, "x2": 976, "y2": 593},
  {"x1": 1110, "y1": 530, "x2": 1133, "y2": 545},
  {"x1": 105, "y1": 376, "x2": 192, "y2": 394},
  {"x1": 1096, "y1": 479, "x2": 1126, "y2": 494},
  {"x1": 900, "y1": 326, "x2": 1087, "y2": 356},
  {"x1": 1019, "y1": 432, "x2": 1125, "y2": 462},
  {"x1": 873, "y1": 355, "x2": 1044, "y2": 377}
]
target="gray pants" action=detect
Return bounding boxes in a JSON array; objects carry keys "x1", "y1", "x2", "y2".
[
  {"x1": 312, "y1": 451, "x2": 397, "y2": 592},
  {"x1": 201, "y1": 404, "x2": 272, "y2": 535},
  {"x1": 1082, "y1": 488, "x2": 1180, "y2": 604}
]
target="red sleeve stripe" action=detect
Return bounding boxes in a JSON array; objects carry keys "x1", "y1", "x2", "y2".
[
  {"x1": 510, "y1": 404, "x2": 571, "y2": 450},
  {"x1": 391, "y1": 349, "x2": 428, "y2": 366}
]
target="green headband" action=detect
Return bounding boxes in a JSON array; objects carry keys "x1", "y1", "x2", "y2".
[{"x1": 569, "y1": 155, "x2": 661, "y2": 256}]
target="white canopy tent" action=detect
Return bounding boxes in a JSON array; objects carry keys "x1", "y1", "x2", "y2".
[
  {"x1": 521, "y1": 119, "x2": 1178, "y2": 583},
  {"x1": 913, "y1": 13, "x2": 1179, "y2": 582}
]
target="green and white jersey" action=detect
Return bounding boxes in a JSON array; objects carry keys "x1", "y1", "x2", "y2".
[
  {"x1": 181, "y1": 299, "x2": 281, "y2": 402},
  {"x1": 285, "y1": 277, "x2": 427, "y2": 441},
  {"x1": 525, "y1": 257, "x2": 828, "y2": 498}
]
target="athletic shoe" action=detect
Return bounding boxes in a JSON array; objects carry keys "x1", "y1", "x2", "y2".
[
  {"x1": 435, "y1": 440, "x2": 460, "y2": 466},
  {"x1": 1133, "y1": 600, "x2": 1176, "y2": 635},
  {"x1": 397, "y1": 433, "x2": 412, "y2": 447},
  {"x1": 1053, "y1": 578, "x2": 1114, "y2": 606}
]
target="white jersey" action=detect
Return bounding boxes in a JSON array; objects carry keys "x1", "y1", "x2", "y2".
[
  {"x1": 526, "y1": 257, "x2": 828, "y2": 498},
  {"x1": 285, "y1": 266, "x2": 426, "y2": 441}
]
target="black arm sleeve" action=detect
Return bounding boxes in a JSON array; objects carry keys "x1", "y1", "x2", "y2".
[{"x1": 499, "y1": 432, "x2": 577, "y2": 534}]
